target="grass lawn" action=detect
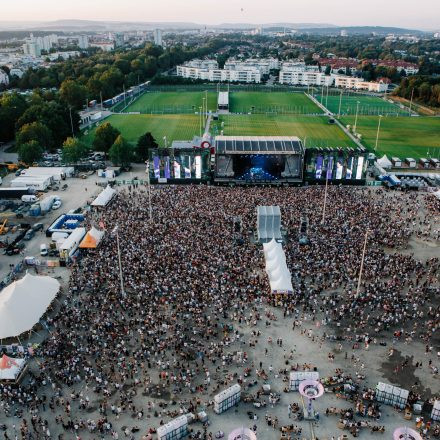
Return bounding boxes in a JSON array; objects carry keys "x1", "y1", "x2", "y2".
[
  {"x1": 213, "y1": 115, "x2": 357, "y2": 148},
  {"x1": 340, "y1": 115, "x2": 440, "y2": 158},
  {"x1": 229, "y1": 91, "x2": 321, "y2": 114},
  {"x1": 82, "y1": 114, "x2": 201, "y2": 147},
  {"x1": 315, "y1": 91, "x2": 407, "y2": 116},
  {"x1": 123, "y1": 91, "x2": 218, "y2": 114}
]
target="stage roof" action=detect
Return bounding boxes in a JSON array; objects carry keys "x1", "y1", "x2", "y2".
[{"x1": 215, "y1": 136, "x2": 303, "y2": 155}]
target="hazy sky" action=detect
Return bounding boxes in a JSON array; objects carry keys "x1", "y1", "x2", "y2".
[{"x1": 3, "y1": 0, "x2": 440, "y2": 29}]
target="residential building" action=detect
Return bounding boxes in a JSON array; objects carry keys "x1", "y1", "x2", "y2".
[
  {"x1": 9, "y1": 68, "x2": 24, "y2": 78},
  {"x1": 279, "y1": 69, "x2": 333, "y2": 86},
  {"x1": 0, "y1": 69, "x2": 9, "y2": 86},
  {"x1": 340, "y1": 30, "x2": 348, "y2": 37},
  {"x1": 334, "y1": 75, "x2": 389, "y2": 92},
  {"x1": 77, "y1": 35, "x2": 89, "y2": 49},
  {"x1": 89, "y1": 41, "x2": 114, "y2": 52},
  {"x1": 22, "y1": 41, "x2": 41, "y2": 58},
  {"x1": 224, "y1": 58, "x2": 279, "y2": 74},
  {"x1": 183, "y1": 59, "x2": 219, "y2": 69},
  {"x1": 154, "y1": 29, "x2": 163, "y2": 46},
  {"x1": 434, "y1": 32, "x2": 440, "y2": 39},
  {"x1": 176, "y1": 63, "x2": 261, "y2": 83}
]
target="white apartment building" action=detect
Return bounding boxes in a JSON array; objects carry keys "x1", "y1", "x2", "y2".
[
  {"x1": 176, "y1": 64, "x2": 261, "y2": 83},
  {"x1": 22, "y1": 41, "x2": 41, "y2": 58},
  {"x1": 9, "y1": 68, "x2": 24, "y2": 78},
  {"x1": 334, "y1": 75, "x2": 388, "y2": 92},
  {"x1": 182, "y1": 59, "x2": 219, "y2": 69},
  {"x1": 224, "y1": 58, "x2": 279, "y2": 75},
  {"x1": 279, "y1": 69, "x2": 333, "y2": 86},
  {"x1": 0, "y1": 69, "x2": 9, "y2": 86},
  {"x1": 90, "y1": 41, "x2": 115, "y2": 52},
  {"x1": 154, "y1": 29, "x2": 163, "y2": 46},
  {"x1": 77, "y1": 35, "x2": 89, "y2": 49}
]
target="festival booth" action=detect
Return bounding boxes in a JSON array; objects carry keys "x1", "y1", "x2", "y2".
[
  {"x1": 156, "y1": 415, "x2": 188, "y2": 440},
  {"x1": 0, "y1": 354, "x2": 27, "y2": 384},
  {"x1": 0, "y1": 273, "x2": 60, "y2": 339},
  {"x1": 376, "y1": 155, "x2": 392, "y2": 170},
  {"x1": 214, "y1": 384, "x2": 241, "y2": 414},
  {"x1": 79, "y1": 226, "x2": 105, "y2": 249},
  {"x1": 432, "y1": 400, "x2": 440, "y2": 421},
  {"x1": 375, "y1": 382, "x2": 409, "y2": 409},
  {"x1": 289, "y1": 371, "x2": 320, "y2": 391},
  {"x1": 263, "y1": 239, "x2": 293, "y2": 294},
  {"x1": 91, "y1": 185, "x2": 116, "y2": 207}
]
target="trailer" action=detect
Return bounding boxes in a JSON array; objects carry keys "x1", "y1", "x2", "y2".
[
  {"x1": 10, "y1": 176, "x2": 51, "y2": 191},
  {"x1": 0, "y1": 188, "x2": 35, "y2": 199},
  {"x1": 430, "y1": 158, "x2": 440, "y2": 169},
  {"x1": 404, "y1": 158, "x2": 416, "y2": 168},
  {"x1": 20, "y1": 166, "x2": 74, "y2": 180},
  {"x1": 59, "y1": 227, "x2": 86, "y2": 262},
  {"x1": 391, "y1": 157, "x2": 402, "y2": 168},
  {"x1": 419, "y1": 158, "x2": 430, "y2": 169}
]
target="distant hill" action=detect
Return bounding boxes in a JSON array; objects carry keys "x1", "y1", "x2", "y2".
[{"x1": 0, "y1": 20, "x2": 428, "y2": 35}]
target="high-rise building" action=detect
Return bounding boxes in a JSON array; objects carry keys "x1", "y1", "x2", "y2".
[
  {"x1": 153, "y1": 29, "x2": 163, "y2": 46},
  {"x1": 23, "y1": 41, "x2": 41, "y2": 57},
  {"x1": 78, "y1": 35, "x2": 89, "y2": 49},
  {"x1": 114, "y1": 33, "x2": 124, "y2": 47}
]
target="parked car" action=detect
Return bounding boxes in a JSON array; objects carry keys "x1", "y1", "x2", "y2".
[
  {"x1": 40, "y1": 243, "x2": 48, "y2": 256},
  {"x1": 24, "y1": 229, "x2": 35, "y2": 240},
  {"x1": 52, "y1": 200, "x2": 62, "y2": 210},
  {"x1": 32, "y1": 223, "x2": 44, "y2": 232}
]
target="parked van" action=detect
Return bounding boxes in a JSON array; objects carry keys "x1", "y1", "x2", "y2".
[
  {"x1": 40, "y1": 243, "x2": 48, "y2": 256},
  {"x1": 51, "y1": 231, "x2": 69, "y2": 243},
  {"x1": 21, "y1": 195, "x2": 38, "y2": 203}
]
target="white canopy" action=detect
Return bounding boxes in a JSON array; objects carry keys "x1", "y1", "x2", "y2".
[
  {"x1": 0, "y1": 355, "x2": 26, "y2": 381},
  {"x1": 91, "y1": 185, "x2": 116, "y2": 207},
  {"x1": 377, "y1": 155, "x2": 392, "y2": 169},
  {"x1": 0, "y1": 273, "x2": 60, "y2": 339},
  {"x1": 79, "y1": 226, "x2": 105, "y2": 248},
  {"x1": 263, "y1": 239, "x2": 293, "y2": 294}
]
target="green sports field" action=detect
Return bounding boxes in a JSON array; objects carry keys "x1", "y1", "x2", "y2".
[
  {"x1": 123, "y1": 91, "x2": 218, "y2": 114},
  {"x1": 213, "y1": 115, "x2": 357, "y2": 148},
  {"x1": 229, "y1": 91, "x2": 321, "y2": 114},
  {"x1": 315, "y1": 91, "x2": 408, "y2": 116},
  {"x1": 340, "y1": 115, "x2": 440, "y2": 158},
  {"x1": 82, "y1": 114, "x2": 200, "y2": 147}
]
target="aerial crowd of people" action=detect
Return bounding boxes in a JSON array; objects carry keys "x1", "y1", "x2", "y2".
[{"x1": 0, "y1": 184, "x2": 439, "y2": 439}]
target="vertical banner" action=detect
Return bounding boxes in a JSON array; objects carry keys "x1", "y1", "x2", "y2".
[
  {"x1": 164, "y1": 157, "x2": 171, "y2": 179},
  {"x1": 153, "y1": 156, "x2": 160, "y2": 178},
  {"x1": 346, "y1": 157, "x2": 353, "y2": 180},
  {"x1": 326, "y1": 156, "x2": 334, "y2": 180},
  {"x1": 184, "y1": 156, "x2": 191, "y2": 179},
  {"x1": 195, "y1": 156, "x2": 202, "y2": 179},
  {"x1": 356, "y1": 156, "x2": 364, "y2": 179},
  {"x1": 173, "y1": 160, "x2": 181, "y2": 179},
  {"x1": 315, "y1": 156, "x2": 323, "y2": 179}
]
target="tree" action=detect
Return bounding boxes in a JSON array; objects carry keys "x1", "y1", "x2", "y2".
[
  {"x1": 93, "y1": 122, "x2": 120, "y2": 153},
  {"x1": 136, "y1": 132, "x2": 158, "y2": 162},
  {"x1": 0, "y1": 93, "x2": 28, "y2": 142},
  {"x1": 60, "y1": 79, "x2": 87, "y2": 110},
  {"x1": 62, "y1": 137, "x2": 89, "y2": 164},
  {"x1": 109, "y1": 135, "x2": 133, "y2": 167},
  {"x1": 16, "y1": 122, "x2": 51, "y2": 149},
  {"x1": 18, "y1": 140, "x2": 44, "y2": 164}
]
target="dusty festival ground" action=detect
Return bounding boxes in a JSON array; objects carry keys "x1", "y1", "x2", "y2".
[{"x1": 1, "y1": 182, "x2": 439, "y2": 440}]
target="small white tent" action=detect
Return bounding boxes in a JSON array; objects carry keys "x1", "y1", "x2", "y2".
[
  {"x1": 0, "y1": 354, "x2": 27, "y2": 382},
  {"x1": 0, "y1": 273, "x2": 60, "y2": 339},
  {"x1": 91, "y1": 185, "x2": 116, "y2": 207},
  {"x1": 377, "y1": 155, "x2": 392, "y2": 169},
  {"x1": 79, "y1": 226, "x2": 105, "y2": 249}
]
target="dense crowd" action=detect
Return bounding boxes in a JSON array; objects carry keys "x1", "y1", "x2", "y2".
[{"x1": 0, "y1": 185, "x2": 439, "y2": 439}]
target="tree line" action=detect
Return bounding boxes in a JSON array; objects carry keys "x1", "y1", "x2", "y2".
[{"x1": 394, "y1": 75, "x2": 440, "y2": 107}]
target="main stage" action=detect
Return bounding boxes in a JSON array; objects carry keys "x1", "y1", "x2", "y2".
[{"x1": 214, "y1": 136, "x2": 304, "y2": 185}]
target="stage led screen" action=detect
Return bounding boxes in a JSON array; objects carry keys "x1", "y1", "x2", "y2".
[
  {"x1": 356, "y1": 157, "x2": 364, "y2": 179},
  {"x1": 346, "y1": 157, "x2": 353, "y2": 180},
  {"x1": 315, "y1": 156, "x2": 323, "y2": 179},
  {"x1": 153, "y1": 156, "x2": 160, "y2": 178},
  {"x1": 184, "y1": 156, "x2": 191, "y2": 179},
  {"x1": 164, "y1": 157, "x2": 171, "y2": 179},
  {"x1": 335, "y1": 157, "x2": 343, "y2": 180},
  {"x1": 195, "y1": 156, "x2": 201, "y2": 179},
  {"x1": 326, "y1": 156, "x2": 334, "y2": 180},
  {"x1": 173, "y1": 160, "x2": 181, "y2": 179}
]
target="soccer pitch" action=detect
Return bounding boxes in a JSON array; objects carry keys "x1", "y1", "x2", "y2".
[
  {"x1": 82, "y1": 114, "x2": 200, "y2": 147},
  {"x1": 213, "y1": 115, "x2": 357, "y2": 148},
  {"x1": 229, "y1": 91, "x2": 321, "y2": 114},
  {"x1": 315, "y1": 91, "x2": 408, "y2": 116},
  {"x1": 340, "y1": 115, "x2": 440, "y2": 158},
  {"x1": 123, "y1": 91, "x2": 218, "y2": 114}
]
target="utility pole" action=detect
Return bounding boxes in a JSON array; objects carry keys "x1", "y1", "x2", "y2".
[
  {"x1": 326, "y1": 85, "x2": 329, "y2": 108},
  {"x1": 338, "y1": 89, "x2": 343, "y2": 118},
  {"x1": 320, "y1": 85, "x2": 324, "y2": 104},
  {"x1": 353, "y1": 101, "x2": 360, "y2": 134},
  {"x1": 321, "y1": 173, "x2": 329, "y2": 224},
  {"x1": 409, "y1": 88, "x2": 414, "y2": 115},
  {"x1": 112, "y1": 225, "x2": 126, "y2": 298},
  {"x1": 356, "y1": 229, "x2": 369, "y2": 298},
  {"x1": 199, "y1": 106, "x2": 202, "y2": 137},
  {"x1": 374, "y1": 115, "x2": 383, "y2": 151},
  {"x1": 69, "y1": 107, "x2": 75, "y2": 138}
]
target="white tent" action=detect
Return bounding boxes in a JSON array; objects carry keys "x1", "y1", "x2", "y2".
[
  {"x1": 377, "y1": 155, "x2": 392, "y2": 169},
  {"x1": 91, "y1": 185, "x2": 116, "y2": 207},
  {"x1": 263, "y1": 239, "x2": 293, "y2": 294},
  {"x1": 79, "y1": 226, "x2": 105, "y2": 249},
  {"x1": 0, "y1": 273, "x2": 60, "y2": 339},
  {"x1": 0, "y1": 354, "x2": 27, "y2": 382}
]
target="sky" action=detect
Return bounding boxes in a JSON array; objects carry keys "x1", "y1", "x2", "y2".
[{"x1": 2, "y1": 0, "x2": 440, "y2": 30}]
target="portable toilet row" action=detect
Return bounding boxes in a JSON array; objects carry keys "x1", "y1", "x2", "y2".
[{"x1": 214, "y1": 384, "x2": 241, "y2": 414}]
